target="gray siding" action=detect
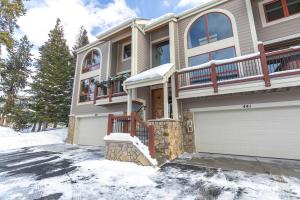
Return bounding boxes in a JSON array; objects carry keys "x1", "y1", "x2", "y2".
[
  {"x1": 150, "y1": 25, "x2": 169, "y2": 42},
  {"x1": 180, "y1": 87, "x2": 300, "y2": 112},
  {"x1": 137, "y1": 30, "x2": 151, "y2": 73},
  {"x1": 116, "y1": 37, "x2": 131, "y2": 74},
  {"x1": 177, "y1": 0, "x2": 255, "y2": 68},
  {"x1": 252, "y1": 0, "x2": 300, "y2": 43},
  {"x1": 71, "y1": 41, "x2": 127, "y2": 116}
]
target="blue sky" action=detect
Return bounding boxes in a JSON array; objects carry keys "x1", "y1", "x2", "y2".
[{"x1": 1, "y1": 0, "x2": 209, "y2": 58}]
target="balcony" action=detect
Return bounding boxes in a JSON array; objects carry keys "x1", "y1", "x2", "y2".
[
  {"x1": 93, "y1": 79, "x2": 127, "y2": 105},
  {"x1": 175, "y1": 44, "x2": 300, "y2": 98}
]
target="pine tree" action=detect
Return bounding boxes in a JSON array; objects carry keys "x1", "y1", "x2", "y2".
[
  {"x1": 0, "y1": 35, "x2": 32, "y2": 116},
  {"x1": 70, "y1": 26, "x2": 89, "y2": 84},
  {"x1": 73, "y1": 26, "x2": 89, "y2": 52},
  {"x1": 31, "y1": 19, "x2": 72, "y2": 127},
  {"x1": 0, "y1": 0, "x2": 25, "y2": 54}
]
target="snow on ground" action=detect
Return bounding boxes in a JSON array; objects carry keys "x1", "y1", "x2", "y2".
[
  {"x1": 0, "y1": 126, "x2": 67, "y2": 151},
  {"x1": 0, "y1": 144, "x2": 300, "y2": 199}
]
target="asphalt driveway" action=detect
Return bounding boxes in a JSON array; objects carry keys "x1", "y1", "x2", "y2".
[{"x1": 0, "y1": 144, "x2": 300, "y2": 199}]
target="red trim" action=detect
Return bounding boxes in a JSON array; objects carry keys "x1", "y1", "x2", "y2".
[{"x1": 263, "y1": 0, "x2": 300, "y2": 23}]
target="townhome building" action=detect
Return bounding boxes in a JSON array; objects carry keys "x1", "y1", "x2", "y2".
[{"x1": 68, "y1": 0, "x2": 300, "y2": 161}]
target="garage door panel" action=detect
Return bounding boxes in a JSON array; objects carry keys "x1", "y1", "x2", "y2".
[
  {"x1": 194, "y1": 106, "x2": 300, "y2": 160},
  {"x1": 77, "y1": 116, "x2": 107, "y2": 146}
]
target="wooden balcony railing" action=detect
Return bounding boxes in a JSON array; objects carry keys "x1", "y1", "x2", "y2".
[
  {"x1": 175, "y1": 44, "x2": 300, "y2": 95},
  {"x1": 93, "y1": 79, "x2": 127, "y2": 104},
  {"x1": 107, "y1": 112, "x2": 155, "y2": 158}
]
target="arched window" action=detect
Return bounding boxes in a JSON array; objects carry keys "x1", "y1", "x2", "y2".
[
  {"x1": 188, "y1": 12, "x2": 233, "y2": 49},
  {"x1": 82, "y1": 49, "x2": 101, "y2": 73}
]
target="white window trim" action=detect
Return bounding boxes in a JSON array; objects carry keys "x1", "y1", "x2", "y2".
[
  {"x1": 183, "y1": 9, "x2": 241, "y2": 69},
  {"x1": 121, "y1": 42, "x2": 132, "y2": 62},
  {"x1": 150, "y1": 36, "x2": 170, "y2": 68},
  {"x1": 79, "y1": 47, "x2": 102, "y2": 81},
  {"x1": 259, "y1": 0, "x2": 300, "y2": 28}
]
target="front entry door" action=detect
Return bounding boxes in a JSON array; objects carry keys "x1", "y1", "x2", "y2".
[{"x1": 152, "y1": 88, "x2": 164, "y2": 119}]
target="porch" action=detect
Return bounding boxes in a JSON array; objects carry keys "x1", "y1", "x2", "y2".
[{"x1": 175, "y1": 44, "x2": 300, "y2": 99}]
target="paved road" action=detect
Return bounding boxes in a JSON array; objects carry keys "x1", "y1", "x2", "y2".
[
  {"x1": 0, "y1": 144, "x2": 104, "y2": 200},
  {"x1": 0, "y1": 144, "x2": 299, "y2": 200}
]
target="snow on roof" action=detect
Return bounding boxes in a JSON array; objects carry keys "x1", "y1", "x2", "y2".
[
  {"x1": 145, "y1": 13, "x2": 175, "y2": 30},
  {"x1": 96, "y1": 17, "x2": 148, "y2": 39},
  {"x1": 124, "y1": 63, "x2": 175, "y2": 85}
]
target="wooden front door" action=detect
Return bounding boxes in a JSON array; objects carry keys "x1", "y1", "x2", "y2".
[{"x1": 152, "y1": 88, "x2": 164, "y2": 119}]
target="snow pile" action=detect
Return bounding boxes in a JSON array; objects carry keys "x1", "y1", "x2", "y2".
[
  {"x1": 77, "y1": 160, "x2": 157, "y2": 187},
  {"x1": 104, "y1": 133, "x2": 157, "y2": 165},
  {"x1": 0, "y1": 126, "x2": 67, "y2": 151},
  {"x1": 124, "y1": 63, "x2": 174, "y2": 85}
]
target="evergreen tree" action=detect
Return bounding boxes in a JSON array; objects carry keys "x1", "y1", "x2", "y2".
[
  {"x1": 31, "y1": 19, "x2": 72, "y2": 126},
  {"x1": 0, "y1": 0, "x2": 25, "y2": 54},
  {"x1": 0, "y1": 35, "x2": 32, "y2": 116},
  {"x1": 72, "y1": 26, "x2": 89, "y2": 53}
]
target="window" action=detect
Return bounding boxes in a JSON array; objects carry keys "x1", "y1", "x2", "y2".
[
  {"x1": 123, "y1": 44, "x2": 131, "y2": 60},
  {"x1": 188, "y1": 47, "x2": 236, "y2": 84},
  {"x1": 79, "y1": 76, "x2": 99, "y2": 102},
  {"x1": 152, "y1": 40, "x2": 170, "y2": 67},
  {"x1": 188, "y1": 13, "x2": 233, "y2": 49},
  {"x1": 188, "y1": 47, "x2": 236, "y2": 67},
  {"x1": 264, "y1": 0, "x2": 300, "y2": 22},
  {"x1": 82, "y1": 50, "x2": 101, "y2": 73}
]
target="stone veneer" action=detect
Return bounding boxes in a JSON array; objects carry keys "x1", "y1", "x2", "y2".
[
  {"x1": 105, "y1": 141, "x2": 153, "y2": 166},
  {"x1": 66, "y1": 115, "x2": 76, "y2": 144},
  {"x1": 182, "y1": 111, "x2": 196, "y2": 153},
  {"x1": 148, "y1": 119, "x2": 184, "y2": 164}
]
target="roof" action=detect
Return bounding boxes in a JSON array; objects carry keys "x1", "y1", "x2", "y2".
[
  {"x1": 124, "y1": 63, "x2": 175, "y2": 90},
  {"x1": 96, "y1": 17, "x2": 148, "y2": 40},
  {"x1": 78, "y1": 0, "x2": 228, "y2": 53}
]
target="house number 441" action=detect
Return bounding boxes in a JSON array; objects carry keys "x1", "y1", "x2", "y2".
[{"x1": 243, "y1": 104, "x2": 252, "y2": 109}]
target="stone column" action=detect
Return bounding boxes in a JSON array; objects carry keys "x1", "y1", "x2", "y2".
[
  {"x1": 66, "y1": 115, "x2": 76, "y2": 144},
  {"x1": 148, "y1": 119, "x2": 184, "y2": 164}
]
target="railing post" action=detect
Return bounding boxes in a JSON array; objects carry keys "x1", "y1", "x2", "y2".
[
  {"x1": 148, "y1": 125, "x2": 155, "y2": 158},
  {"x1": 107, "y1": 114, "x2": 113, "y2": 135},
  {"x1": 211, "y1": 63, "x2": 218, "y2": 93},
  {"x1": 130, "y1": 112, "x2": 136, "y2": 137},
  {"x1": 258, "y1": 43, "x2": 271, "y2": 87},
  {"x1": 108, "y1": 82, "x2": 113, "y2": 102},
  {"x1": 93, "y1": 85, "x2": 98, "y2": 104},
  {"x1": 175, "y1": 72, "x2": 179, "y2": 97}
]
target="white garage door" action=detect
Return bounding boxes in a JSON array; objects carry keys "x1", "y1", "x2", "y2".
[
  {"x1": 194, "y1": 106, "x2": 300, "y2": 160},
  {"x1": 77, "y1": 116, "x2": 108, "y2": 146}
]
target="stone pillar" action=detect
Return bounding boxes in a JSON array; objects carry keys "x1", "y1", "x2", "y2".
[
  {"x1": 66, "y1": 115, "x2": 76, "y2": 144},
  {"x1": 182, "y1": 111, "x2": 196, "y2": 153},
  {"x1": 148, "y1": 119, "x2": 184, "y2": 164}
]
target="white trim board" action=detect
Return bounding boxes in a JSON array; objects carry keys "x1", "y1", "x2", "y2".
[
  {"x1": 75, "y1": 112, "x2": 123, "y2": 118},
  {"x1": 190, "y1": 100, "x2": 300, "y2": 113}
]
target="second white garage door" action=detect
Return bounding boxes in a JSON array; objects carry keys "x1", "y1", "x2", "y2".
[
  {"x1": 77, "y1": 116, "x2": 108, "y2": 146},
  {"x1": 194, "y1": 106, "x2": 300, "y2": 160}
]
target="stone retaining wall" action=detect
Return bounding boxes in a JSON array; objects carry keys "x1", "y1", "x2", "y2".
[{"x1": 105, "y1": 140, "x2": 153, "y2": 166}]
